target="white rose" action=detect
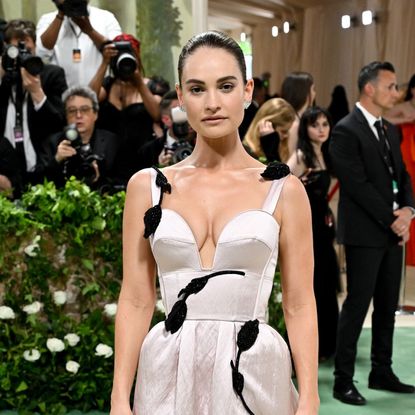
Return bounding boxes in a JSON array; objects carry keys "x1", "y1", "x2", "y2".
[
  {"x1": 53, "y1": 290, "x2": 67, "y2": 305},
  {"x1": 23, "y1": 349, "x2": 41, "y2": 362},
  {"x1": 22, "y1": 301, "x2": 42, "y2": 315},
  {"x1": 0, "y1": 305, "x2": 15, "y2": 320},
  {"x1": 46, "y1": 338, "x2": 65, "y2": 353},
  {"x1": 64, "y1": 333, "x2": 80, "y2": 347},
  {"x1": 24, "y1": 235, "x2": 41, "y2": 257},
  {"x1": 95, "y1": 343, "x2": 113, "y2": 358},
  {"x1": 103, "y1": 303, "x2": 117, "y2": 317},
  {"x1": 66, "y1": 360, "x2": 80, "y2": 374},
  {"x1": 156, "y1": 299, "x2": 165, "y2": 314}
]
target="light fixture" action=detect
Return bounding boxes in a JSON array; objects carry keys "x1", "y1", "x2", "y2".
[
  {"x1": 272, "y1": 25, "x2": 279, "y2": 37},
  {"x1": 283, "y1": 21, "x2": 290, "y2": 33},
  {"x1": 341, "y1": 15, "x2": 351, "y2": 29},
  {"x1": 362, "y1": 10, "x2": 373, "y2": 25},
  {"x1": 240, "y1": 32, "x2": 246, "y2": 42}
]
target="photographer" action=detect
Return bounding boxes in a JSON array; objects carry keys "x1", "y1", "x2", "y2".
[
  {"x1": 88, "y1": 33, "x2": 160, "y2": 184},
  {"x1": 0, "y1": 19, "x2": 67, "y2": 197},
  {"x1": 138, "y1": 90, "x2": 195, "y2": 168},
  {"x1": 36, "y1": 0, "x2": 121, "y2": 88},
  {"x1": 37, "y1": 86, "x2": 119, "y2": 190}
]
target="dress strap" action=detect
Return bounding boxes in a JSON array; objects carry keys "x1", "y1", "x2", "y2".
[
  {"x1": 149, "y1": 168, "x2": 161, "y2": 207},
  {"x1": 262, "y1": 176, "x2": 289, "y2": 215}
]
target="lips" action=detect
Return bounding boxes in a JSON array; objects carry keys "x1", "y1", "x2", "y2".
[{"x1": 201, "y1": 116, "x2": 226, "y2": 122}]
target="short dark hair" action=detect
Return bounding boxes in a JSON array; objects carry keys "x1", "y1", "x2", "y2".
[
  {"x1": 4, "y1": 19, "x2": 36, "y2": 43},
  {"x1": 178, "y1": 31, "x2": 247, "y2": 86},
  {"x1": 281, "y1": 72, "x2": 314, "y2": 112},
  {"x1": 358, "y1": 61, "x2": 395, "y2": 92},
  {"x1": 160, "y1": 90, "x2": 178, "y2": 115}
]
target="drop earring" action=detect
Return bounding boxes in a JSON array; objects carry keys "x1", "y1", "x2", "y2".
[
  {"x1": 243, "y1": 101, "x2": 251, "y2": 110},
  {"x1": 180, "y1": 105, "x2": 186, "y2": 112}
]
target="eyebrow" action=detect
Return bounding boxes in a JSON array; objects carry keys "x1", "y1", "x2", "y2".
[{"x1": 184, "y1": 75, "x2": 239, "y2": 85}]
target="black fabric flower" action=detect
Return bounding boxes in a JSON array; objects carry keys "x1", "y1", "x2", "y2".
[
  {"x1": 231, "y1": 360, "x2": 245, "y2": 394},
  {"x1": 260, "y1": 161, "x2": 290, "y2": 180},
  {"x1": 237, "y1": 319, "x2": 259, "y2": 352},
  {"x1": 165, "y1": 299, "x2": 187, "y2": 334},
  {"x1": 178, "y1": 276, "x2": 209, "y2": 297},
  {"x1": 143, "y1": 205, "x2": 162, "y2": 239},
  {"x1": 155, "y1": 169, "x2": 172, "y2": 194}
]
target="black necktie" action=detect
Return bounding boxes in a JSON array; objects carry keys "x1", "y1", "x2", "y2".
[{"x1": 374, "y1": 120, "x2": 394, "y2": 177}]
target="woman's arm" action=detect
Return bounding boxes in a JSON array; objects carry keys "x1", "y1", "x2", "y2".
[
  {"x1": 277, "y1": 175, "x2": 319, "y2": 415},
  {"x1": 110, "y1": 171, "x2": 157, "y2": 414}
]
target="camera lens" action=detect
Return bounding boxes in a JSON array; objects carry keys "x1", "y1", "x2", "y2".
[
  {"x1": 116, "y1": 53, "x2": 137, "y2": 79},
  {"x1": 22, "y1": 56, "x2": 44, "y2": 76}
]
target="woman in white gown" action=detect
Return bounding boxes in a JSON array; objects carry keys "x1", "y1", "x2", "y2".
[{"x1": 110, "y1": 31, "x2": 319, "y2": 415}]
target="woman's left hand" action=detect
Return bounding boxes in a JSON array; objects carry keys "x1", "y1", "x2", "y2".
[{"x1": 258, "y1": 119, "x2": 274, "y2": 136}]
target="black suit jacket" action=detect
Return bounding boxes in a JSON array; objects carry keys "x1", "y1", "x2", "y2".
[
  {"x1": 37, "y1": 128, "x2": 120, "y2": 189},
  {"x1": 329, "y1": 106, "x2": 414, "y2": 247},
  {"x1": 0, "y1": 64, "x2": 68, "y2": 156}
]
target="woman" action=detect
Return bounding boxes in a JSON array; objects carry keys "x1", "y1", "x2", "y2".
[
  {"x1": 385, "y1": 74, "x2": 415, "y2": 265},
  {"x1": 111, "y1": 31, "x2": 319, "y2": 415},
  {"x1": 89, "y1": 33, "x2": 160, "y2": 185},
  {"x1": 287, "y1": 106, "x2": 339, "y2": 360},
  {"x1": 281, "y1": 72, "x2": 316, "y2": 157},
  {"x1": 243, "y1": 98, "x2": 296, "y2": 162}
]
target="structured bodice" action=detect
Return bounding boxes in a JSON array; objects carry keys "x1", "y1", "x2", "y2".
[{"x1": 147, "y1": 168, "x2": 287, "y2": 323}]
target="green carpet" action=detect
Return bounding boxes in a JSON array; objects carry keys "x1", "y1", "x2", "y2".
[
  {"x1": 318, "y1": 327, "x2": 415, "y2": 415},
  {"x1": 1, "y1": 328, "x2": 414, "y2": 414}
]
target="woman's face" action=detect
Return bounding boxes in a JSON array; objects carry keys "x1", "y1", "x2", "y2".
[
  {"x1": 307, "y1": 114, "x2": 330, "y2": 144},
  {"x1": 177, "y1": 47, "x2": 252, "y2": 139},
  {"x1": 275, "y1": 122, "x2": 293, "y2": 142}
]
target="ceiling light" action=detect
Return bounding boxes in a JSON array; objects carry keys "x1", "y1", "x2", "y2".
[
  {"x1": 283, "y1": 21, "x2": 290, "y2": 33},
  {"x1": 272, "y1": 26, "x2": 279, "y2": 37},
  {"x1": 341, "y1": 15, "x2": 351, "y2": 29},
  {"x1": 362, "y1": 10, "x2": 373, "y2": 25},
  {"x1": 240, "y1": 32, "x2": 246, "y2": 42}
]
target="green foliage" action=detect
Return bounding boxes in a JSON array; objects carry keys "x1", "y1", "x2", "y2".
[
  {"x1": 0, "y1": 179, "x2": 284, "y2": 412},
  {"x1": 136, "y1": 0, "x2": 182, "y2": 85}
]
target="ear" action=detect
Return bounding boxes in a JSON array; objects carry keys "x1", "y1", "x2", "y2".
[
  {"x1": 161, "y1": 113, "x2": 172, "y2": 128},
  {"x1": 175, "y1": 82, "x2": 184, "y2": 106},
  {"x1": 364, "y1": 82, "x2": 375, "y2": 98},
  {"x1": 244, "y1": 78, "x2": 254, "y2": 102}
]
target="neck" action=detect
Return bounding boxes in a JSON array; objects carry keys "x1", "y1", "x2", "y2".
[
  {"x1": 359, "y1": 96, "x2": 383, "y2": 118},
  {"x1": 186, "y1": 132, "x2": 252, "y2": 169},
  {"x1": 311, "y1": 140, "x2": 323, "y2": 155},
  {"x1": 80, "y1": 130, "x2": 93, "y2": 144}
]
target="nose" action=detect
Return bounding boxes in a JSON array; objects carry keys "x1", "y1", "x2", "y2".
[{"x1": 205, "y1": 89, "x2": 220, "y2": 112}]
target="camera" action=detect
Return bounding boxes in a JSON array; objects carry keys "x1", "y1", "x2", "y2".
[
  {"x1": 164, "y1": 106, "x2": 194, "y2": 164},
  {"x1": 110, "y1": 41, "x2": 137, "y2": 80},
  {"x1": 53, "y1": 0, "x2": 89, "y2": 18},
  {"x1": 1, "y1": 42, "x2": 44, "y2": 81},
  {"x1": 63, "y1": 124, "x2": 103, "y2": 186}
]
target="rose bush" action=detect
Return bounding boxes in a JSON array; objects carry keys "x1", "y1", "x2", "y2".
[{"x1": 0, "y1": 179, "x2": 285, "y2": 413}]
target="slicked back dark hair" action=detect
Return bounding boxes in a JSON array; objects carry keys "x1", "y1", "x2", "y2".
[
  {"x1": 358, "y1": 61, "x2": 395, "y2": 93},
  {"x1": 178, "y1": 31, "x2": 247, "y2": 86},
  {"x1": 298, "y1": 106, "x2": 333, "y2": 170},
  {"x1": 281, "y1": 72, "x2": 314, "y2": 112},
  {"x1": 160, "y1": 90, "x2": 178, "y2": 114},
  {"x1": 404, "y1": 73, "x2": 415, "y2": 101}
]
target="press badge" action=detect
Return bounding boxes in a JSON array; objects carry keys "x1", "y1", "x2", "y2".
[
  {"x1": 72, "y1": 48, "x2": 81, "y2": 62},
  {"x1": 13, "y1": 126, "x2": 24, "y2": 143}
]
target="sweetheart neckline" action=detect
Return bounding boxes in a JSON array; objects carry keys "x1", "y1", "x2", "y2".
[{"x1": 159, "y1": 208, "x2": 279, "y2": 271}]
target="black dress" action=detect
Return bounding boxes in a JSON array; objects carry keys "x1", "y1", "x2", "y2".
[
  {"x1": 304, "y1": 170, "x2": 339, "y2": 359},
  {"x1": 96, "y1": 76, "x2": 155, "y2": 185}
]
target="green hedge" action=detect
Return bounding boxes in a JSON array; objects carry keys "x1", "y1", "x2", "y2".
[{"x1": 0, "y1": 179, "x2": 285, "y2": 414}]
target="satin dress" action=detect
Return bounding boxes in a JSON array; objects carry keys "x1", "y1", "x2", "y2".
[{"x1": 134, "y1": 166, "x2": 299, "y2": 415}]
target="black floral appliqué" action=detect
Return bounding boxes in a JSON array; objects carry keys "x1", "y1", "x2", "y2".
[
  {"x1": 260, "y1": 161, "x2": 290, "y2": 180},
  {"x1": 164, "y1": 270, "x2": 245, "y2": 334},
  {"x1": 230, "y1": 319, "x2": 259, "y2": 415},
  {"x1": 143, "y1": 166, "x2": 171, "y2": 239}
]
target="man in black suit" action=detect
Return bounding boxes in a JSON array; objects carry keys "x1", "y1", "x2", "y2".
[
  {"x1": 0, "y1": 19, "x2": 67, "y2": 196},
  {"x1": 37, "y1": 86, "x2": 119, "y2": 191},
  {"x1": 330, "y1": 61, "x2": 415, "y2": 406}
]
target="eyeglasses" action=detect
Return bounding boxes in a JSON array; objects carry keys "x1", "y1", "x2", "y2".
[{"x1": 66, "y1": 106, "x2": 94, "y2": 117}]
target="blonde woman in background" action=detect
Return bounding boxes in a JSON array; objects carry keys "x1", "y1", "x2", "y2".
[{"x1": 243, "y1": 98, "x2": 296, "y2": 162}]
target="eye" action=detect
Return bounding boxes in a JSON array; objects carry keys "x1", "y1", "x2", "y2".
[
  {"x1": 189, "y1": 86, "x2": 203, "y2": 94},
  {"x1": 220, "y1": 83, "x2": 235, "y2": 92}
]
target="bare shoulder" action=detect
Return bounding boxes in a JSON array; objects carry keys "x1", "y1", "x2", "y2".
[
  {"x1": 125, "y1": 168, "x2": 153, "y2": 210},
  {"x1": 276, "y1": 175, "x2": 310, "y2": 220}
]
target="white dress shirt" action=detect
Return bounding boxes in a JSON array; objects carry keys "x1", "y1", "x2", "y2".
[{"x1": 36, "y1": 6, "x2": 121, "y2": 88}]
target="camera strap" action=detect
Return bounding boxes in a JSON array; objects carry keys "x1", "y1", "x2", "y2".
[{"x1": 10, "y1": 82, "x2": 27, "y2": 172}]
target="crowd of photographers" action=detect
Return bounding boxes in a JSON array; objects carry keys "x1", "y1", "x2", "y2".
[{"x1": 0, "y1": 0, "x2": 195, "y2": 198}]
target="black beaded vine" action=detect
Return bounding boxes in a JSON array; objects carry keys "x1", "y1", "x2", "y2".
[
  {"x1": 143, "y1": 166, "x2": 171, "y2": 239},
  {"x1": 165, "y1": 270, "x2": 245, "y2": 334},
  {"x1": 260, "y1": 161, "x2": 290, "y2": 181},
  {"x1": 230, "y1": 319, "x2": 260, "y2": 415}
]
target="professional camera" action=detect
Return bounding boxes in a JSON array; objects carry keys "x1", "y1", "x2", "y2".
[
  {"x1": 164, "y1": 106, "x2": 194, "y2": 164},
  {"x1": 53, "y1": 0, "x2": 88, "y2": 18},
  {"x1": 63, "y1": 124, "x2": 103, "y2": 186},
  {"x1": 110, "y1": 41, "x2": 137, "y2": 80},
  {"x1": 1, "y1": 42, "x2": 44, "y2": 81}
]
